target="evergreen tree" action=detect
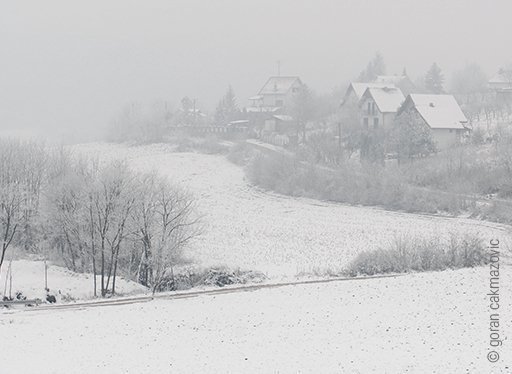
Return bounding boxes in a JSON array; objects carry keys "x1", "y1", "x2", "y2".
[
  {"x1": 291, "y1": 84, "x2": 316, "y2": 143},
  {"x1": 389, "y1": 111, "x2": 437, "y2": 163},
  {"x1": 215, "y1": 86, "x2": 240, "y2": 124},
  {"x1": 425, "y1": 63, "x2": 445, "y2": 94},
  {"x1": 357, "y1": 52, "x2": 386, "y2": 82}
]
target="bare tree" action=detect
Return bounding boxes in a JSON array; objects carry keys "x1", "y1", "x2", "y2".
[
  {"x1": 0, "y1": 139, "x2": 46, "y2": 276},
  {"x1": 151, "y1": 179, "x2": 199, "y2": 293},
  {"x1": 131, "y1": 173, "x2": 200, "y2": 292}
]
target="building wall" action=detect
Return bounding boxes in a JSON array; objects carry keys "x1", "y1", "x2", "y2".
[
  {"x1": 431, "y1": 128, "x2": 463, "y2": 149},
  {"x1": 489, "y1": 82, "x2": 512, "y2": 91},
  {"x1": 359, "y1": 97, "x2": 385, "y2": 129},
  {"x1": 261, "y1": 93, "x2": 286, "y2": 108},
  {"x1": 260, "y1": 80, "x2": 302, "y2": 109},
  {"x1": 382, "y1": 112, "x2": 396, "y2": 128}
]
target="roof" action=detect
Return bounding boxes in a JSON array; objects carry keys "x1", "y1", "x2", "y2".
[
  {"x1": 273, "y1": 115, "x2": 294, "y2": 122},
  {"x1": 489, "y1": 71, "x2": 512, "y2": 85},
  {"x1": 405, "y1": 94, "x2": 468, "y2": 129},
  {"x1": 375, "y1": 75, "x2": 408, "y2": 84},
  {"x1": 246, "y1": 106, "x2": 281, "y2": 113},
  {"x1": 348, "y1": 82, "x2": 397, "y2": 100},
  {"x1": 361, "y1": 87, "x2": 405, "y2": 113},
  {"x1": 258, "y1": 76, "x2": 301, "y2": 95}
]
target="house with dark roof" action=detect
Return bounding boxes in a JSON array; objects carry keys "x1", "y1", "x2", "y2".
[
  {"x1": 359, "y1": 86, "x2": 405, "y2": 129},
  {"x1": 397, "y1": 94, "x2": 468, "y2": 149},
  {"x1": 248, "y1": 76, "x2": 303, "y2": 113}
]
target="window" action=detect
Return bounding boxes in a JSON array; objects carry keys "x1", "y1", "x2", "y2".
[
  {"x1": 372, "y1": 103, "x2": 376, "y2": 115},
  {"x1": 363, "y1": 118, "x2": 369, "y2": 128},
  {"x1": 275, "y1": 99, "x2": 284, "y2": 107},
  {"x1": 367, "y1": 102, "x2": 371, "y2": 115},
  {"x1": 373, "y1": 118, "x2": 379, "y2": 128}
]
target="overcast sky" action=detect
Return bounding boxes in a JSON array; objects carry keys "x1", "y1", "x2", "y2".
[{"x1": 1, "y1": 0, "x2": 511, "y2": 141}]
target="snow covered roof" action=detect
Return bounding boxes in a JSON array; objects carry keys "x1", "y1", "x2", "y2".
[
  {"x1": 246, "y1": 106, "x2": 281, "y2": 113},
  {"x1": 361, "y1": 87, "x2": 405, "y2": 113},
  {"x1": 405, "y1": 94, "x2": 468, "y2": 129},
  {"x1": 375, "y1": 75, "x2": 408, "y2": 85},
  {"x1": 348, "y1": 82, "x2": 397, "y2": 100},
  {"x1": 273, "y1": 114, "x2": 294, "y2": 122},
  {"x1": 489, "y1": 71, "x2": 512, "y2": 84},
  {"x1": 259, "y1": 76, "x2": 301, "y2": 95}
]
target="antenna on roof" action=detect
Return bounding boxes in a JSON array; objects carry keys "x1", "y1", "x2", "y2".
[{"x1": 277, "y1": 60, "x2": 281, "y2": 76}]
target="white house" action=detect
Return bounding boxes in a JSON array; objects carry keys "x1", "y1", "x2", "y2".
[
  {"x1": 248, "y1": 76, "x2": 302, "y2": 113},
  {"x1": 341, "y1": 82, "x2": 398, "y2": 107},
  {"x1": 397, "y1": 94, "x2": 468, "y2": 149},
  {"x1": 359, "y1": 86, "x2": 405, "y2": 129}
]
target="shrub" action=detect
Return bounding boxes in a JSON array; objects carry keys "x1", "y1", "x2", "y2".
[
  {"x1": 197, "y1": 136, "x2": 229, "y2": 154},
  {"x1": 227, "y1": 142, "x2": 255, "y2": 166},
  {"x1": 153, "y1": 266, "x2": 267, "y2": 292},
  {"x1": 346, "y1": 233, "x2": 487, "y2": 277}
]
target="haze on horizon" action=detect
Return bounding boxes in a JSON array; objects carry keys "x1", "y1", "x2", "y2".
[{"x1": 1, "y1": 0, "x2": 511, "y2": 142}]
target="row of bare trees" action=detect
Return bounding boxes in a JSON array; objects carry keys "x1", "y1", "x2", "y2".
[
  {"x1": 0, "y1": 139, "x2": 199, "y2": 297},
  {"x1": 0, "y1": 139, "x2": 47, "y2": 275}
]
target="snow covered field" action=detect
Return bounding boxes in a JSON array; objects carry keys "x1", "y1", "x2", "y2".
[
  {"x1": 73, "y1": 143, "x2": 511, "y2": 278},
  {"x1": 2, "y1": 143, "x2": 511, "y2": 373},
  {"x1": 2, "y1": 266, "x2": 510, "y2": 373}
]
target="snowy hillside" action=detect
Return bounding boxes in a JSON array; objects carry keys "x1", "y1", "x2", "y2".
[
  {"x1": 74, "y1": 143, "x2": 511, "y2": 278},
  {"x1": 0, "y1": 260, "x2": 146, "y2": 301}
]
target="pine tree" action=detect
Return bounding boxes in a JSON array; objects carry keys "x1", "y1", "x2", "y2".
[
  {"x1": 389, "y1": 111, "x2": 437, "y2": 163},
  {"x1": 215, "y1": 86, "x2": 240, "y2": 125},
  {"x1": 291, "y1": 84, "x2": 316, "y2": 143},
  {"x1": 357, "y1": 52, "x2": 386, "y2": 82},
  {"x1": 425, "y1": 63, "x2": 445, "y2": 94}
]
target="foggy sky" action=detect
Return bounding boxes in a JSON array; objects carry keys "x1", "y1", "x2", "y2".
[{"x1": 1, "y1": 0, "x2": 511, "y2": 141}]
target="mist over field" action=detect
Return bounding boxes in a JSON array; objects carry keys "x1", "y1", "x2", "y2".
[
  {"x1": 1, "y1": 2, "x2": 512, "y2": 373},
  {"x1": 1, "y1": 0, "x2": 511, "y2": 142}
]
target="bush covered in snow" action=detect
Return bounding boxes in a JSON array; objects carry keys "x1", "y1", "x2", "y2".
[
  {"x1": 226, "y1": 142, "x2": 255, "y2": 166},
  {"x1": 154, "y1": 266, "x2": 267, "y2": 292},
  {"x1": 346, "y1": 233, "x2": 488, "y2": 276},
  {"x1": 245, "y1": 140, "x2": 512, "y2": 220}
]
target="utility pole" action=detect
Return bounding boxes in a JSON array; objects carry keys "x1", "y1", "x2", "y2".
[
  {"x1": 44, "y1": 258, "x2": 48, "y2": 290},
  {"x1": 192, "y1": 98, "x2": 197, "y2": 126},
  {"x1": 338, "y1": 122, "x2": 342, "y2": 148}
]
